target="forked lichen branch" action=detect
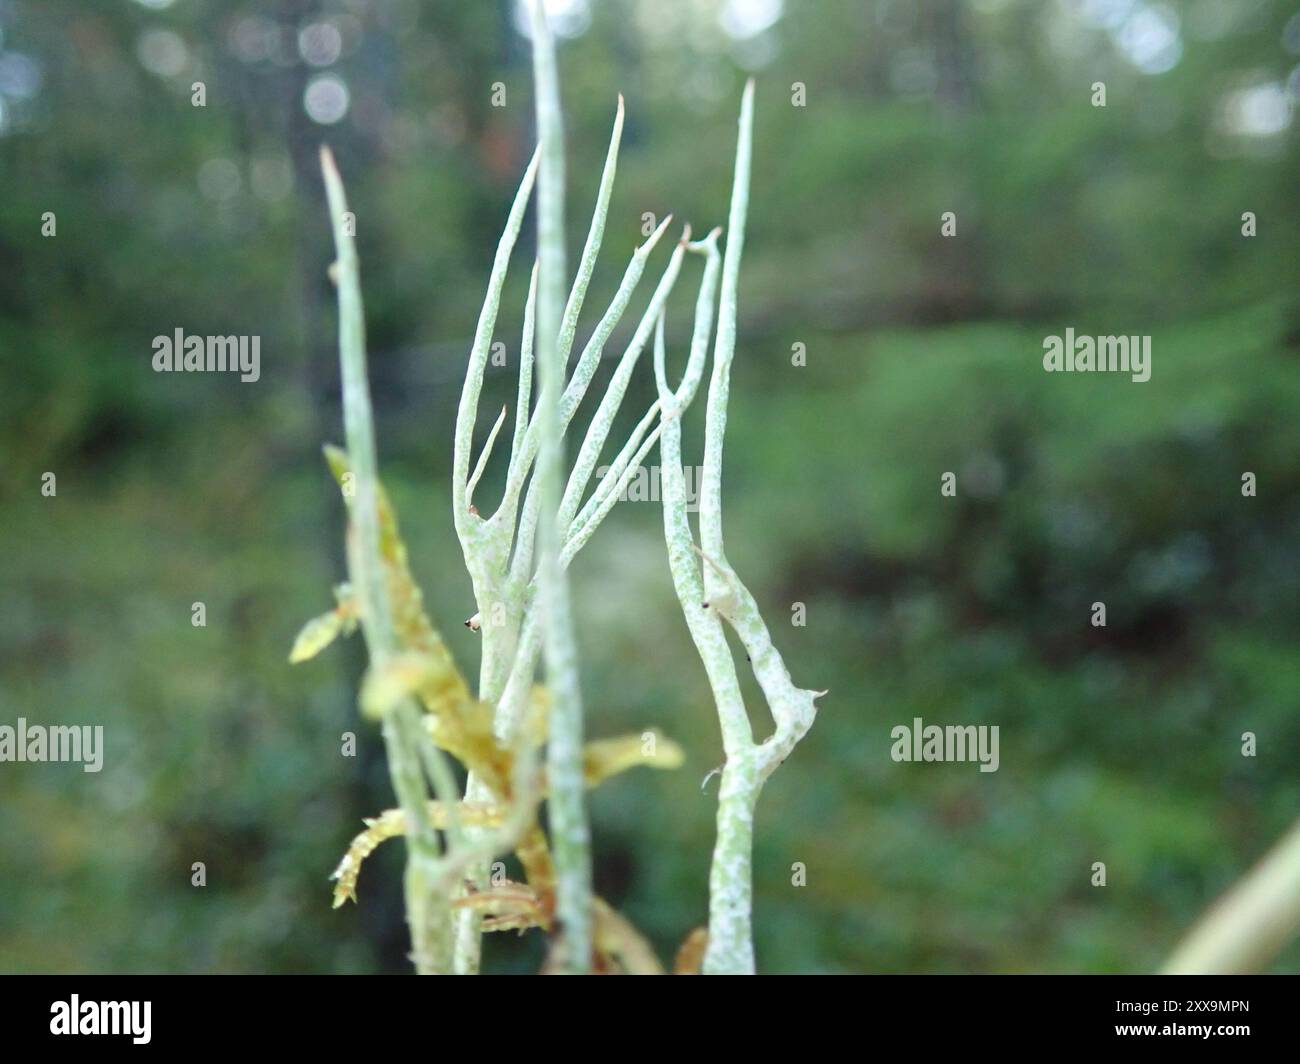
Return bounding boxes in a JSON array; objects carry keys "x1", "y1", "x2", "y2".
[{"x1": 297, "y1": 6, "x2": 811, "y2": 976}]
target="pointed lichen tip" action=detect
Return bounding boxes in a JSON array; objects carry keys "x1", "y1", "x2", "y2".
[
  {"x1": 319, "y1": 144, "x2": 341, "y2": 185},
  {"x1": 639, "y1": 212, "x2": 674, "y2": 255}
]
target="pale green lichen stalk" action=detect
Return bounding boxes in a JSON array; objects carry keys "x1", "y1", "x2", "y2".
[
  {"x1": 527, "y1": 0, "x2": 593, "y2": 974},
  {"x1": 444, "y1": 1, "x2": 694, "y2": 973},
  {"x1": 1163, "y1": 815, "x2": 1300, "y2": 974},
  {"x1": 310, "y1": 11, "x2": 812, "y2": 975},
  {"x1": 655, "y1": 82, "x2": 821, "y2": 974},
  {"x1": 320, "y1": 146, "x2": 455, "y2": 975}
]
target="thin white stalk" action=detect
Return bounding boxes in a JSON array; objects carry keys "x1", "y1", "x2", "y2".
[
  {"x1": 657, "y1": 83, "x2": 819, "y2": 975},
  {"x1": 491, "y1": 111, "x2": 642, "y2": 545},
  {"x1": 444, "y1": 59, "x2": 732, "y2": 977},
  {"x1": 672, "y1": 229, "x2": 724, "y2": 408},
  {"x1": 698, "y1": 83, "x2": 752, "y2": 585},
  {"x1": 697, "y1": 84, "x2": 819, "y2": 780},
  {"x1": 507, "y1": 263, "x2": 539, "y2": 485},
  {"x1": 699, "y1": 556, "x2": 821, "y2": 781},
  {"x1": 563, "y1": 412, "x2": 661, "y2": 565},
  {"x1": 467, "y1": 404, "x2": 508, "y2": 511},
  {"x1": 559, "y1": 96, "x2": 624, "y2": 369},
  {"x1": 450, "y1": 155, "x2": 541, "y2": 977},
  {"x1": 1163, "y1": 816, "x2": 1300, "y2": 974},
  {"x1": 506, "y1": 239, "x2": 724, "y2": 737},
  {"x1": 529, "y1": 0, "x2": 592, "y2": 974},
  {"x1": 496, "y1": 216, "x2": 675, "y2": 563},
  {"x1": 557, "y1": 229, "x2": 690, "y2": 530},
  {"x1": 564, "y1": 229, "x2": 722, "y2": 563},
  {"x1": 495, "y1": 608, "x2": 543, "y2": 742},
  {"x1": 321, "y1": 146, "x2": 453, "y2": 975},
  {"x1": 561, "y1": 215, "x2": 673, "y2": 425},
  {"x1": 653, "y1": 312, "x2": 758, "y2": 974},
  {"x1": 508, "y1": 475, "x2": 545, "y2": 591},
  {"x1": 453, "y1": 149, "x2": 539, "y2": 541}
]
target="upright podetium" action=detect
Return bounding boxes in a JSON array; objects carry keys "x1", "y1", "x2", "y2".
[{"x1": 291, "y1": 0, "x2": 816, "y2": 975}]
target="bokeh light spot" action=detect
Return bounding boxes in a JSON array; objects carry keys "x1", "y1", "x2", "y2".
[{"x1": 304, "y1": 74, "x2": 350, "y2": 125}]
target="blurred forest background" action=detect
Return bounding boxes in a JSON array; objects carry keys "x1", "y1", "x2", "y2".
[{"x1": 1, "y1": 0, "x2": 1298, "y2": 974}]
